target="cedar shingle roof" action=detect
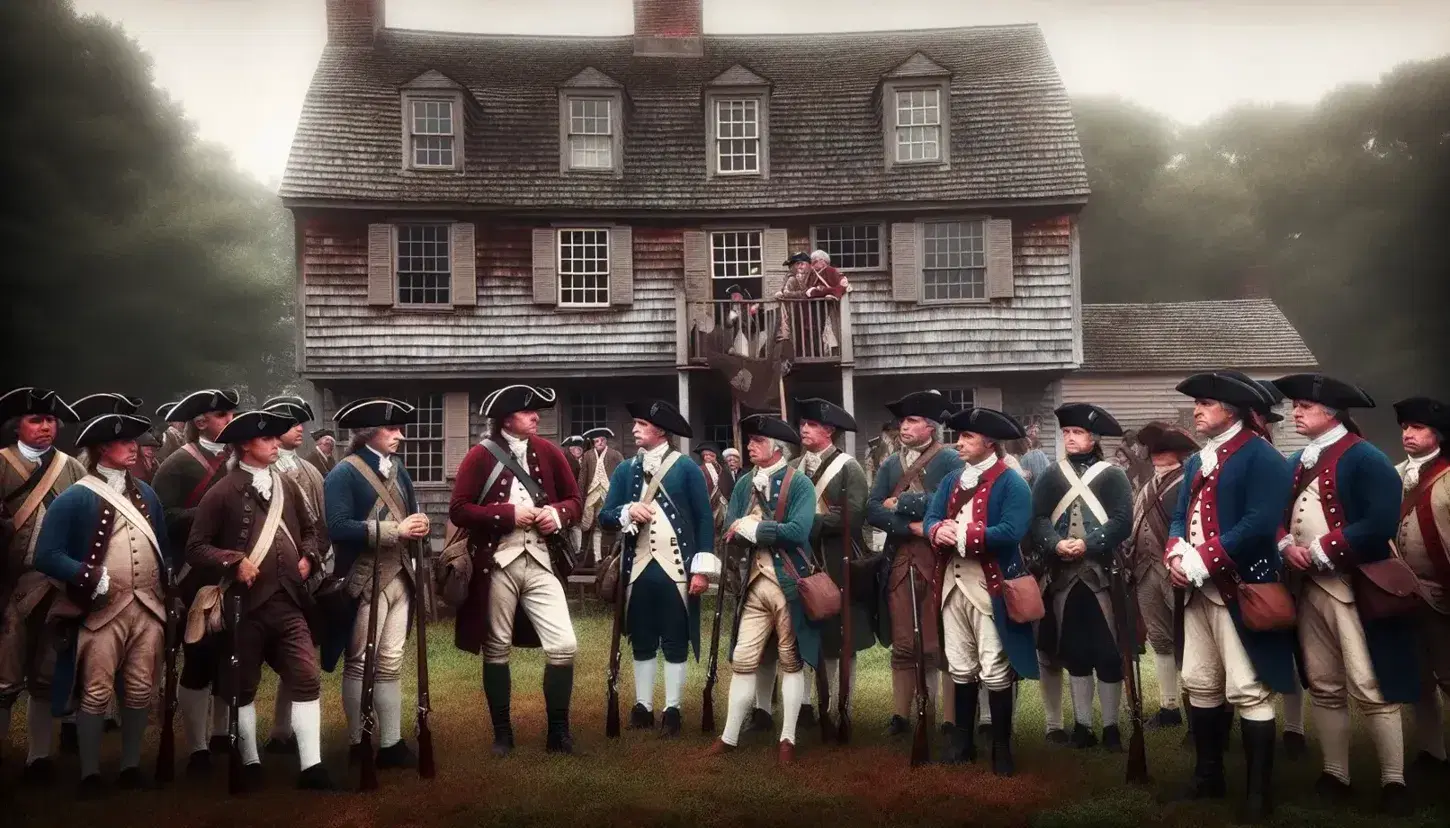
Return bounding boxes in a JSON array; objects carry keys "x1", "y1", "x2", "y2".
[
  {"x1": 1081, "y1": 299, "x2": 1318, "y2": 372},
  {"x1": 280, "y1": 24, "x2": 1089, "y2": 211}
]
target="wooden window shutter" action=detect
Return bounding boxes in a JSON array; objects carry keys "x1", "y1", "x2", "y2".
[
  {"x1": 762, "y1": 229, "x2": 788, "y2": 298},
  {"x1": 890, "y1": 222, "x2": 919, "y2": 302},
  {"x1": 609, "y1": 225, "x2": 634, "y2": 307},
  {"x1": 442, "y1": 391, "x2": 472, "y2": 479},
  {"x1": 683, "y1": 229, "x2": 711, "y2": 311},
  {"x1": 450, "y1": 222, "x2": 477, "y2": 307},
  {"x1": 367, "y1": 223, "x2": 395, "y2": 306},
  {"x1": 531, "y1": 228, "x2": 557, "y2": 305},
  {"x1": 984, "y1": 218, "x2": 1015, "y2": 300},
  {"x1": 972, "y1": 387, "x2": 1004, "y2": 412}
]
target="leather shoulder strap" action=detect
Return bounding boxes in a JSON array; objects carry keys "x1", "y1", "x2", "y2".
[
  {"x1": 1402, "y1": 459, "x2": 1450, "y2": 524},
  {"x1": 481, "y1": 439, "x2": 550, "y2": 507},
  {"x1": 890, "y1": 443, "x2": 943, "y2": 498},
  {"x1": 775, "y1": 466, "x2": 796, "y2": 522},
  {"x1": 638, "y1": 452, "x2": 683, "y2": 507},
  {"x1": 181, "y1": 445, "x2": 229, "y2": 509},
  {"x1": 10, "y1": 450, "x2": 69, "y2": 533},
  {"x1": 342, "y1": 454, "x2": 407, "y2": 521}
]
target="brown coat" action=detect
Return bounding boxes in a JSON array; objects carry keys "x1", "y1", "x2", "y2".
[
  {"x1": 185, "y1": 468, "x2": 320, "y2": 614},
  {"x1": 304, "y1": 447, "x2": 335, "y2": 475},
  {"x1": 576, "y1": 446, "x2": 623, "y2": 490}
]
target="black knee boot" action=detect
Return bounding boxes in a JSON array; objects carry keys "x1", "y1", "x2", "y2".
[
  {"x1": 483, "y1": 663, "x2": 513, "y2": 758},
  {"x1": 941, "y1": 682, "x2": 978, "y2": 764},
  {"x1": 988, "y1": 687, "x2": 1016, "y2": 776},
  {"x1": 1181, "y1": 706, "x2": 1227, "y2": 799},
  {"x1": 543, "y1": 664, "x2": 575, "y2": 754},
  {"x1": 1240, "y1": 717, "x2": 1276, "y2": 823}
]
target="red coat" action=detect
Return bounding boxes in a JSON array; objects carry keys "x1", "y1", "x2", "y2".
[
  {"x1": 448, "y1": 435, "x2": 582, "y2": 654},
  {"x1": 805, "y1": 265, "x2": 848, "y2": 299}
]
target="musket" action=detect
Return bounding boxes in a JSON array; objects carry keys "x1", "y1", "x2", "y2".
[
  {"x1": 155, "y1": 592, "x2": 182, "y2": 784},
  {"x1": 413, "y1": 538, "x2": 435, "y2": 779},
  {"x1": 908, "y1": 561, "x2": 930, "y2": 767},
  {"x1": 700, "y1": 549, "x2": 729, "y2": 733},
  {"x1": 837, "y1": 493, "x2": 853, "y2": 745},
  {"x1": 605, "y1": 540, "x2": 626, "y2": 738},
  {"x1": 711, "y1": 551, "x2": 751, "y2": 732},
  {"x1": 1113, "y1": 558, "x2": 1150, "y2": 784},
  {"x1": 227, "y1": 590, "x2": 243, "y2": 795},
  {"x1": 357, "y1": 538, "x2": 383, "y2": 792}
]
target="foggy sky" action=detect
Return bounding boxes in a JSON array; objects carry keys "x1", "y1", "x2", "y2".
[{"x1": 73, "y1": 0, "x2": 1450, "y2": 188}]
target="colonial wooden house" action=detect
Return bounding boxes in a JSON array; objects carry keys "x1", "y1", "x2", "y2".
[{"x1": 283, "y1": 0, "x2": 1093, "y2": 528}]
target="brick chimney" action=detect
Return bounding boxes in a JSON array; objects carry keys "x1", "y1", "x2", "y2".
[
  {"x1": 633, "y1": 0, "x2": 704, "y2": 58},
  {"x1": 326, "y1": 0, "x2": 384, "y2": 46}
]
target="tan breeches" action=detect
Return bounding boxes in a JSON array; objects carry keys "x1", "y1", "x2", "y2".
[
  {"x1": 76, "y1": 600, "x2": 164, "y2": 714},
  {"x1": 1136, "y1": 564, "x2": 1176, "y2": 657},
  {"x1": 942, "y1": 589, "x2": 1011, "y2": 690},
  {"x1": 484, "y1": 554, "x2": 577, "y2": 666},
  {"x1": 345, "y1": 577, "x2": 411, "y2": 681},
  {"x1": 732, "y1": 576, "x2": 799, "y2": 675},
  {"x1": 1180, "y1": 591, "x2": 1274, "y2": 719},
  {"x1": 1299, "y1": 583, "x2": 1393, "y2": 712}
]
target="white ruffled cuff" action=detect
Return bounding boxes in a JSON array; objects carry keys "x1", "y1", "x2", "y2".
[
  {"x1": 1167, "y1": 539, "x2": 1193, "y2": 560},
  {"x1": 620, "y1": 502, "x2": 644, "y2": 535},
  {"x1": 735, "y1": 516, "x2": 761, "y2": 544},
  {"x1": 1277, "y1": 535, "x2": 1293, "y2": 553},
  {"x1": 690, "y1": 552, "x2": 722, "y2": 578},
  {"x1": 1309, "y1": 538, "x2": 1334, "y2": 571},
  {"x1": 1178, "y1": 543, "x2": 1210, "y2": 588},
  {"x1": 93, "y1": 567, "x2": 111, "y2": 599}
]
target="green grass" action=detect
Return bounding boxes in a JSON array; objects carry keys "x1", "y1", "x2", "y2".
[{"x1": 5, "y1": 595, "x2": 1448, "y2": 827}]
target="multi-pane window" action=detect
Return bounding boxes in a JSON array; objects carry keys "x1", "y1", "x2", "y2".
[
  {"x1": 557, "y1": 229, "x2": 610, "y2": 306},
  {"x1": 895, "y1": 89, "x2": 941, "y2": 163},
  {"x1": 705, "y1": 421, "x2": 734, "y2": 448},
  {"x1": 570, "y1": 391, "x2": 608, "y2": 436},
  {"x1": 410, "y1": 99, "x2": 456, "y2": 168},
  {"x1": 813, "y1": 225, "x2": 883, "y2": 270},
  {"x1": 714, "y1": 99, "x2": 760, "y2": 174},
  {"x1": 922, "y1": 220, "x2": 985, "y2": 301},
  {"x1": 710, "y1": 231, "x2": 763, "y2": 282},
  {"x1": 567, "y1": 97, "x2": 613, "y2": 170},
  {"x1": 941, "y1": 389, "x2": 975, "y2": 442},
  {"x1": 396, "y1": 224, "x2": 451, "y2": 305},
  {"x1": 399, "y1": 393, "x2": 444, "y2": 483}
]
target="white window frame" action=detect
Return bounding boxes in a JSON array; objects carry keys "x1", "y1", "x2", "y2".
[
  {"x1": 559, "y1": 90, "x2": 624, "y2": 175},
  {"x1": 706, "y1": 91, "x2": 768, "y2": 178},
  {"x1": 708, "y1": 229, "x2": 765, "y2": 284},
  {"x1": 810, "y1": 223, "x2": 887, "y2": 271},
  {"x1": 920, "y1": 218, "x2": 987, "y2": 304},
  {"x1": 883, "y1": 79, "x2": 950, "y2": 170},
  {"x1": 893, "y1": 88, "x2": 942, "y2": 164},
  {"x1": 941, "y1": 388, "x2": 976, "y2": 443},
  {"x1": 395, "y1": 223, "x2": 452, "y2": 307},
  {"x1": 402, "y1": 94, "x2": 462, "y2": 171},
  {"x1": 399, "y1": 393, "x2": 445, "y2": 485},
  {"x1": 556, "y1": 227, "x2": 611, "y2": 308},
  {"x1": 570, "y1": 391, "x2": 609, "y2": 436}
]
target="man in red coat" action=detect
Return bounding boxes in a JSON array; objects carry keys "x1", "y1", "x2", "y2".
[{"x1": 449, "y1": 385, "x2": 583, "y2": 756}]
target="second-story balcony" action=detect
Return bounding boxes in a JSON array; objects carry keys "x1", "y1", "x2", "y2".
[{"x1": 680, "y1": 296, "x2": 852, "y2": 367}]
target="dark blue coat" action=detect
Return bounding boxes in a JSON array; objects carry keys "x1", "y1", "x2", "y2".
[{"x1": 1170, "y1": 434, "x2": 1298, "y2": 693}]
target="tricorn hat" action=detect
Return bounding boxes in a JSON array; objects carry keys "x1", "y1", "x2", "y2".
[
  {"x1": 795, "y1": 398, "x2": 858, "y2": 433},
  {"x1": 944, "y1": 407, "x2": 1026, "y2": 442},
  {"x1": 334, "y1": 397, "x2": 417, "y2": 430},
  {"x1": 1054, "y1": 403, "x2": 1124, "y2": 438},
  {"x1": 784, "y1": 252, "x2": 812, "y2": 266},
  {"x1": 156, "y1": 401, "x2": 180, "y2": 421},
  {"x1": 740, "y1": 415, "x2": 800, "y2": 446},
  {"x1": 71, "y1": 393, "x2": 144, "y2": 420},
  {"x1": 0, "y1": 387, "x2": 80, "y2": 424},
  {"x1": 261, "y1": 395, "x2": 314, "y2": 424},
  {"x1": 1271, "y1": 374, "x2": 1375, "y2": 410},
  {"x1": 309, "y1": 428, "x2": 335, "y2": 441},
  {"x1": 136, "y1": 430, "x2": 160, "y2": 448},
  {"x1": 1175, "y1": 372, "x2": 1269, "y2": 410},
  {"x1": 168, "y1": 389, "x2": 241, "y2": 422},
  {"x1": 885, "y1": 390, "x2": 955, "y2": 424},
  {"x1": 1135, "y1": 421, "x2": 1200, "y2": 456},
  {"x1": 562, "y1": 435, "x2": 586, "y2": 449},
  {"x1": 625, "y1": 399, "x2": 693, "y2": 439},
  {"x1": 479, "y1": 384, "x2": 557, "y2": 420},
  {"x1": 217, "y1": 409, "x2": 297, "y2": 444},
  {"x1": 1394, "y1": 397, "x2": 1450, "y2": 434},
  {"x1": 692, "y1": 441, "x2": 724, "y2": 456},
  {"x1": 75, "y1": 414, "x2": 152, "y2": 449},
  {"x1": 583, "y1": 427, "x2": 616, "y2": 441}
]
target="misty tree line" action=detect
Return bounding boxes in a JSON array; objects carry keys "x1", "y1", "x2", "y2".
[{"x1": 5, "y1": 1, "x2": 1446, "y2": 444}]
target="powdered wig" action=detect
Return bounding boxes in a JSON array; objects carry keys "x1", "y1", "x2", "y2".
[
  {"x1": 810, "y1": 249, "x2": 831, "y2": 264},
  {"x1": 349, "y1": 427, "x2": 380, "y2": 454}
]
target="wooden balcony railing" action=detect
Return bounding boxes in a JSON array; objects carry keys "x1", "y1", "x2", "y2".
[{"x1": 680, "y1": 296, "x2": 852, "y2": 366}]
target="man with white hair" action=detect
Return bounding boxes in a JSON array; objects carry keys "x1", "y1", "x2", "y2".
[
  {"x1": 805, "y1": 250, "x2": 848, "y2": 299},
  {"x1": 577, "y1": 428, "x2": 623, "y2": 567}
]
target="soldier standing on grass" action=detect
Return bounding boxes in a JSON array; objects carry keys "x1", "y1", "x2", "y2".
[
  {"x1": 448, "y1": 386, "x2": 583, "y2": 756},
  {"x1": 1031, "y1": 403, "x2": 1134, "y2": 751},
  {"x1": 599, "y1": 400, "x2": 717, "y2": 737},
  {"x1": 578, "y1": 427, "x2": 623, "y2": 568}
]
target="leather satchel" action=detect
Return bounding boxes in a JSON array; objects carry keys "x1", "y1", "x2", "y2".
[
  {"x1": 1352, "y1": 555, "x2": 1422, "y2": 620},
  {"x1": 1001, "y1": 572, "x2": 1045, "y2": 624},
  {"x1": 1236, "y1": 581, "x2": 1297, "y2": 631},
  {"x1": 771, "y1": 467, "x2": 841, "y2": 622},
  {"x1": 596, "y1": 452, "x2": 682, "y2": 603}
]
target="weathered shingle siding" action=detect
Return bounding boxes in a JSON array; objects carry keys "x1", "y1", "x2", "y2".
[
  {"x1": 852, "y1": 216, "x2": 1077, "y2": 374},
  {"x1": 1081, "y1": 299, "x2": 1317, "y2": 372},
  {"x1": 852, "y1": 372, "x2": 1062, "y2": 458},
  {"x1": 281, "y1": 26, "x2": 1088, "y2": 210},
  {"x1": 300, "y1": 215, "x2": 681, "y2": 374}
]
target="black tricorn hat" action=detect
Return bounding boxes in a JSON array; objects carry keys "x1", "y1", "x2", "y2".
[
  {"x1": 261, "y1": 395, "x2": 314, "y2": 424},
  {"x1": 310, "y1": 428, "x2": 335, "y2": 441},
  {"x1": 562, "y1": 435, "x2": 586, "y2": 449},
  {"x1": 1272, "y1": 373, "x2": 1375, "y2": 410},
  {"x1": 945, "y1": 407, "x2": 1026, "y2": 442},
  {"x1": 1135, "y1": 421, "x2": 1200, "y2": 456},
  {"x1": 692, "y1": 441, "x2": 724, "y2": 456},
  {"x1": 334, "y1": 398, "x2": 417, "y2": 430},
  {"x1": 885, "y1": 390, "x2": 955, "y2": 424},
  {"x1": 1175, "y1": 372, "x2": 1269, "y2": 410},
  {"x1": 741, "y1": 415, "x2": 800, "y2": 446},
  {"x1": 75, "y1": 414, "x2": 152, "y2": 449},
  {"x1": 583, "y1": 427, "x2": 616, "y2": 441},
  {"x1": 795, "y1": 398, "x2": 857, "y2": 433},
  {"x1": 136, "y1": 430, "x2": 160, "y2": 448},
  {"x1": 784, "y1": 252, "x2": 811, "y2": 265},
  {"x1": 217, "y1": 409, "x2": 297, "y2": 444},
  {"x1": 71, "y1": 393, "x2": 144, "y2": 420},
  {"x1": 156, "y1": 401, "x2": 180, "y2": 421},
  {"x1": 1252, "y1": 379, "x2": 1286, "y2": 423},
  {"x1": 169, "y1": 388, "x2": 241, "y2": 422},
  {"x1": 1394, "y1": 397, "x2": 1450, "y2": 434},
  {"x1": 479, "y1": 384, "x2": 557, "y2": 419},
  {"x1": 1054, "y1": 403, "x2": 1124, "y2": 438},
  {"x1": 0, "y1": 387, "x2": 80, "y2": 424},
  {"x1": 626, "y1": 399, "x2": 693, "y2": 439}
]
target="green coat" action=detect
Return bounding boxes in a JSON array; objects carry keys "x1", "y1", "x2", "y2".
[{"x1": 792, "y1": 447, "x2": 875, "y2": 654}]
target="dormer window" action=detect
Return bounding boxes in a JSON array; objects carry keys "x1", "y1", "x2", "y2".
[
  {"x1": 893, "y1": 88, "x2": 941, "y2": 163},
  {"x1": 400, "y1": 71, "x2": 467, "y2": 172},
  {"x1": 558, "y1": 68, "x2": 625, "y2": 176},
  {"x1": 705, "y1": 65, "x2": 771, "y2": 179},
  {"x1": 881, "y1": 53, "x2": 951, "y2": 170}
]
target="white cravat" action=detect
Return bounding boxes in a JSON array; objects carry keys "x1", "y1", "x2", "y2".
[
  {"x1": 800, "y1": 448, "x2": 827, "y2": 478},
  {"x1": 502, "y1": 430, "x2": 532, "y2": 465},
  {"x1": 640, "y1": 442, "x2": 670, "y2": 478},
  {"x1": 1300, "y1": 423, "x2": 1350, "y2": 469},
  {"x1": 753, "y1": 457, "x2": 787, "y2": 494},
  {"x1": 1196, "y1": 420, "x2": 1243, "y2": 478},
  {"x1": 366, "y1": 445, "x2": 393, "y2": 480},
  {"x1": 240, "y1": 460, "x2": 273, "y2": 502},
  {"x1": 1403, "y1": 448, "x2": 1440, "y2": 491},
  {"x1": 17, "y1": 441, "x2": 48, "y2": 463},
  {"x1": 199, "y1": 437, "x2": 225, "y2": 456},
  {"x1": 276, "y1": 448, "x2": 300, "y2": 474},
  {"x1": 901, "y1": 444, "x2": 924, "y2": 471},
  {"x1": 957, "y1": 454, "x2": 999, "y2": 491},
  {"x1": 95, "y1": 464, "x2": 128, "y2": 494}
]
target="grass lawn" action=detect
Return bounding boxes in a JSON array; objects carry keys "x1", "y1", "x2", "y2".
[{"x1": 5, "y1": 596, "x2": 1448, "y2": 827}]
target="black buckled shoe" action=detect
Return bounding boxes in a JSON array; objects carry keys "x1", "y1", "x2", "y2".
[
  {"x1": 1101, "y1": 724, "x2": 1124, "y2": 752},
  {"x1": 1145, "y1": 707, "x2": 1183, "y2": 730},
  {"x1": 186, "y1": 750, "x2": 212, "y2": 776},
  {"x1": 1312, "y1": 772, "x2": 1353, "y2": 805},
  {"x1": 22, "y1": 757, "x2": 56, "y2": 787},
  {"x1": 659, "y1": 707, "x2": 682, "y2": 739},
  {"x1": 297, "y1": 763, "x2": 335, "y2": 791},
  {"x1": 1282, "y1": 730, "x2": 1307, "y2": 760},
  {"x1": 546, "y1": 728, "x2": 576, "y2": 755},
  {"x1": 1045, "y1": 728, "x2": 1069, "y2": 746},
  {"x1": 376, "y1": 740, "x2": 416, "y2": 770},
  {"x1": 1378, "y1": 782, "x2": 1412, "y2": 817},
  {"x1": 628, "y1": 703, "x2": 655, "y2": 731},
  {"x1": 242, "y1": 761, "x2": 266, "y2": 792},
  {"x1": 1070, "y1": 723, "x2": 1098, "y2": 749}
]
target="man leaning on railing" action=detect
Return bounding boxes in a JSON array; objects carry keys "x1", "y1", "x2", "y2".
[{"x1": 776, "y1": 251, "x2": 849, "y2": 358}]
